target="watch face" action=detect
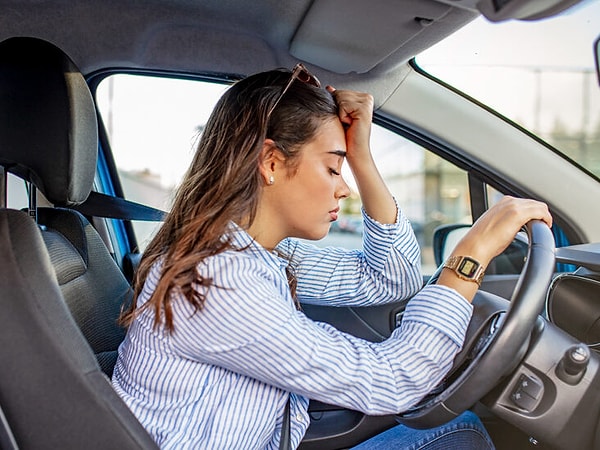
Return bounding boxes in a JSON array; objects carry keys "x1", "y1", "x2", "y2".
[{"x1": 458, "y1": 257, "x2": 480, "y2": 277}]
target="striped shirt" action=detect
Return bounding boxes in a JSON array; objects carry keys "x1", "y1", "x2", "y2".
[{"x1": 112, "y1": 207, "x2": 472, "y2": 450}]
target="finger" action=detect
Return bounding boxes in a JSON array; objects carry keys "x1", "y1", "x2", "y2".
[{"x1": 510, "y1": 198, "x2": 552, "y2": 228}]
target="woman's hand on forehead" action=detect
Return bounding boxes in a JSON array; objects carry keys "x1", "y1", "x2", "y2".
[{"x1": 326, "y1": 86, "x2": 374, "y2": 164}]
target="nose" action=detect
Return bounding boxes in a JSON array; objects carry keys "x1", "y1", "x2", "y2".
[{"x1": 336, "y1": 175, "x2": 351, "y2": 199}]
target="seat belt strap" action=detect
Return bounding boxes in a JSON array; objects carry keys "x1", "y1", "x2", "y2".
[
  {"x1": 72, "y1": 191, "x2": 166, "y2": 221},
  {"x1": 0, "y1": 403, "x2": 19, "y2": 450},
  {"x1": 279, "y1": 397, "x2": 291, "y2": 450}
]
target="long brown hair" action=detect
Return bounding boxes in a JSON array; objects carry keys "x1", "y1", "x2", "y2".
[{"x1": 120, "y1": 67, "x2": 338, "y2": 332}]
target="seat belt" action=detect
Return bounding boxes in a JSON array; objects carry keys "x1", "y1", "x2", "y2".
[
  {"x1": 279, "y1": 397, "x2": 291, "y2": 450},
  {"x1": 72, "y1": 191, "x2": 166, "y2": 221},
  {"x1": 0, "y1": 403, "x2": 19, "y2": 450}
]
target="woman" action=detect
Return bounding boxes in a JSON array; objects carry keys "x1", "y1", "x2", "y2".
[{"x1": 112, "y1": 64, "x2": 552, "y2": 449}]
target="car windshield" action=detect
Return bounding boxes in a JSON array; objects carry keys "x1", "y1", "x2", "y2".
[{"x1": 415, "y1": 0, "x2": 600, "y2": 180}]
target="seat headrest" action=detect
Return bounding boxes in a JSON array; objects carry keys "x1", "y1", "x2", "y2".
[{"x1": 0, "y1": 37, "x2": 97, "y2": 206}]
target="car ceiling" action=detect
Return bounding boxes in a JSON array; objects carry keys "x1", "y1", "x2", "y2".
[
  {"x1": 0, "y1": 0, "x2": 480, "y2": 106},
  {"x1": 0, "y1": 0, "x2": 585, "y2": 106}
]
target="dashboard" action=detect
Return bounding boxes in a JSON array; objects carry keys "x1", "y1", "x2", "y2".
[{"x1": 549, "y1": 244, "x2": 600, "y2": 350}]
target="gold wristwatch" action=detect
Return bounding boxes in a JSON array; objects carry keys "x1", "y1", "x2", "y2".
[{"x1": 443, "y1": 255, "x2": 485, "y2": 286}]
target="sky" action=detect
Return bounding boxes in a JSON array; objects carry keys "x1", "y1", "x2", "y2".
[
  {"x1": 420, "y1": 1, "x2": 600, "y2": 68},
  {"x1": 96, "y1": 76, "x2": 228, "y2": 187},
  {"x1": 417, "y1": 0, "x2": 600, "y2": 138}
]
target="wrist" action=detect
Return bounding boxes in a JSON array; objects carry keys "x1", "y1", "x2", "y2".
[
  {"x1": 449, "y1": 240, "x2": 493, "y2": 268},
  {"x1": 346, "y1": 150, "x2": 374, "y2": 171}
]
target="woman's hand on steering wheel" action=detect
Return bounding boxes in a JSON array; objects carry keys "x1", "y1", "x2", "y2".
[{"x1": 437, "y1": 196, "x2": 552, "y2": 303}]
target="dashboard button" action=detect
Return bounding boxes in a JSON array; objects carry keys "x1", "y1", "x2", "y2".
[{"x1": 511, "y1": 374, "x2": 543, "y2": 411}]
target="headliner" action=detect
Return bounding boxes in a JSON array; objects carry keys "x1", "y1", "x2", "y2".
[
  {"x1": 0, "y1": 0, "x2": 583, "y2": 105},
  {"x1": 0, "y1": 0, "x2": 479, "y2": 105}
]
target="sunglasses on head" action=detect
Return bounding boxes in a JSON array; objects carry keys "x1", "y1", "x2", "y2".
[{"x1": 268, "y1": 63, "x2": 321, "y2": 118}]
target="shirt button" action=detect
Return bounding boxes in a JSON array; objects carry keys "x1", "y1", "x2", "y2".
[{"x1": 295, "y1": 413, "x2": 304, "y2": 422}]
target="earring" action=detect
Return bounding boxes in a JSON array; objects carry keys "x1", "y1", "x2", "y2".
[{"x1": 268, "y1": 175, "x2": 274, "y2": 185}]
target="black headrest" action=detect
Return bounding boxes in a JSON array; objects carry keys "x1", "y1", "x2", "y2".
[{"x1": 0, "y1": 37, "x2": 97, "y2": 206}]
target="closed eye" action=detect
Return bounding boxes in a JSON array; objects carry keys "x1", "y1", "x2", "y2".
[{"x1": 329, "y1": 168, "x2": 340, "y2": 176}]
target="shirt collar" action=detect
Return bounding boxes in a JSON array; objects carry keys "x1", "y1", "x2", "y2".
[{"x1": 228, "y1": 222, "x2": 289, "y2": 272}]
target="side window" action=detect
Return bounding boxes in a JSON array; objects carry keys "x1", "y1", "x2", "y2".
[
  {"x1": 331, "y1": 126, "x2": 473, "y2": 275},
  {"x1": 96, "y1": 74, "x2": 474, "y2": 274},
  {"x1": 5, "y1": 172, "x2": 29, "y2": 210},
  {"x1": 96, "y1": 75, "x2": 228, "y2": 249},
  {"x1": 313, "y1": 126, "x2": 473, "y2": 275}
]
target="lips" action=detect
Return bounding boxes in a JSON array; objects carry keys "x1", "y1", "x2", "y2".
[{"x1": 329, "y1": 207, "x2": 339, "y2": 222}]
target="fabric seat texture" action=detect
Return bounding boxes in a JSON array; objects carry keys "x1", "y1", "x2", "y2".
[
  {"x1": 0, "y1": 36, "x2": 131, "y2": 377},
  {"x1": 0, "y1": 36, "x2": 157, "y2": 448}
]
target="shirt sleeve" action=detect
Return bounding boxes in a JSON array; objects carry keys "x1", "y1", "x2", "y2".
[
  {"x1": 277, "y1": 204, "x2": 422, "y2": 307},
  {"x1": 168, "y1": 251, "x2": 472, "y2": 415}
]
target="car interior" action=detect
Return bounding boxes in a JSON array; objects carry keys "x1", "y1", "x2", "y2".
[{"x1": 1, "y1": 0, "x2": 600, "y2": 449}]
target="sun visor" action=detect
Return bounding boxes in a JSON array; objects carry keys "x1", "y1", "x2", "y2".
[{"x1": 290, "y1": 0, "x2": 454, "y2": 74}]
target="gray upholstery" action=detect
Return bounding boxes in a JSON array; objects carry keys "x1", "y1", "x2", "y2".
[
  {"x1": 38, "y1": 207, "x2": 131, "y2": 376},
  {"x1": 0, "y1": 209, "x2": 158, "y2": 449},
  {"x1": 0, "y1": 37, "x2": 97, "y2": 206},
  {"x1": 0, "y1": 36, "x2": 156, "y2": 448},
  {"x1": 0, "y1": 36, "x2": 132, "y2": 378}
]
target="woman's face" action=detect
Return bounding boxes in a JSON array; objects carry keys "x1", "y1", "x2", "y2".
[{"x1": 270, "y1": 118, "x2": 351, "y2": 242}]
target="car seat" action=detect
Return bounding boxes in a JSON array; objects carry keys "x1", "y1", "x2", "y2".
[
  {"x1": 0, "y1": 36, "x2": 131, "y2": 377},
  {"x1": 0, "y1": 210, "x2": 158, "y2": 449},
  {"x1": 0, "y1": 36, "x2": 158, "y2": 448}
]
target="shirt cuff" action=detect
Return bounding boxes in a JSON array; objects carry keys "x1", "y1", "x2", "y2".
[
  {"x1": 401, "y1": 284, "x2": 473, "y2": 347},
  {"x1": 362, "y1": 200, "x2": 420, "y2": 268}
]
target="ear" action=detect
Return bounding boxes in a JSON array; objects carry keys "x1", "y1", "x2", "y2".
[{"x1": 258, "y1": 139, "x2": 285, "y2": 185}]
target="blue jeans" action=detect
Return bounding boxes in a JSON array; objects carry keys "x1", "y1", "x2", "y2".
[{"x1": 351, "y1": 411, "x2": 495, "y2": 450}]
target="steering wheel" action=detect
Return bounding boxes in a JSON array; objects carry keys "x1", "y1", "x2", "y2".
[{"x1": 396, "y1": 220, "x2": 556, "y2": 429}]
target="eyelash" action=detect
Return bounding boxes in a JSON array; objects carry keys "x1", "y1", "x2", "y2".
[{"x1": 329, "y1": 168, "x2": 340, "y2": 176}]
